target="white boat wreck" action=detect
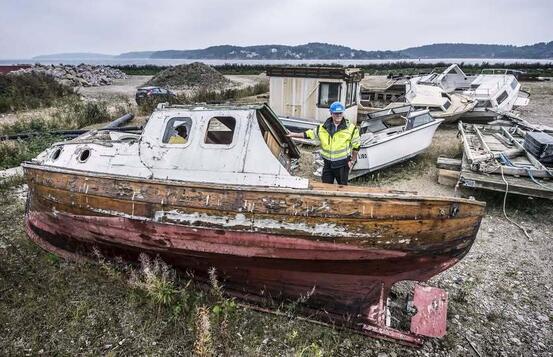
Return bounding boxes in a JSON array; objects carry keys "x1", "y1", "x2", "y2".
[
  {"x1": 313, "y1": 105, "x2": 443, "y2": 179},
  {"x1": 403, "y1": 80, "x2": 477, "y2": 123},
  {"x1": 21, "y1": 102, "x2": 486, "y2": 346},
  {"x1": 417, "y1": 64, "x2": 530, "y2": 120}
]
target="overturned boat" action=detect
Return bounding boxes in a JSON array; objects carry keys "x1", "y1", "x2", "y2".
[{"x1": 23, "y1": 103, "x2": 485, "y2": 345}]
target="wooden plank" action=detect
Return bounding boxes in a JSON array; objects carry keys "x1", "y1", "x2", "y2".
[
  {"x1": 473, "y1": 126, "x2": 492, "y2": 154},
  {"x1": 438, "y1": 169, "x2": 460, "y2": 187},
  {"x1": 492, "y1": 132, "x2": 513, "y2": 147},
  {"x1": 458, "y1": 122, "x2": 476, "y2": 162},
  {"x1": 436, "y1": 157, "x2": 462, "y2": 171}
]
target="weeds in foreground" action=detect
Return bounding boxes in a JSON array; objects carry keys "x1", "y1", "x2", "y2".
[
  {"x1": 129, "y1": 254, "x2": 178, "y2": 308},
  {"x1": 194, "y1": 306, "x2": 214, "y2": 356},
  {"x1": 0, "y1": 174, "x2": 25, "y2": 192}
]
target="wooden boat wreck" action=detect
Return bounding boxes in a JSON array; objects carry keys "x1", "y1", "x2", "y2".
[
  {"x1": 441, "y1": 119, "x2": 553, "y2": 199},
  {"x1": 23, "y1": 103, "x2": 485, "y2": 346}
]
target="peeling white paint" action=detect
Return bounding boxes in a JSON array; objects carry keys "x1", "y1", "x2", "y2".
[{"x1": 154, "y1": 210, "x2": 379, "y2": 238}]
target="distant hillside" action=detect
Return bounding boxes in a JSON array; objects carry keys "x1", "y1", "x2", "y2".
[
  {"x1": 400, "y1": 42, "x2": 553, "y2": 59},
  {"x1": 117, "y1": 51, "x2": 156, "y2": 59},
  {"x1": 32, "y1": 52, "x2": 115, "y2": 60},
  {"x1": 150, "y1": 43, "x2": 406, "y2": 60},
  {"x1": 33, "y1": 41, "x2": 553, "y2": 60}
]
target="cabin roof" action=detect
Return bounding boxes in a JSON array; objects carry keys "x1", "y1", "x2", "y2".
[
  {"x1": 409, "y1": 85, "x2": 448, "y2": 107},
  {"x1": 266, "y1": 66, "x2": 363, "y2": 82}
]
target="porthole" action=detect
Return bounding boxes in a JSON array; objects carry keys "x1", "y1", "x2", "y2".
[
  {"x1": 51, "y1": 147, "x2": 62, "y2": 161},
  {"x1": 78, "y1": 149, "x2": 91, "y2": 163}
]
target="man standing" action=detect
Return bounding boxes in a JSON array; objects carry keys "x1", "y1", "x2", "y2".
[{"x1": 288, "y1": 101, "x2": 360, "y2": 185}]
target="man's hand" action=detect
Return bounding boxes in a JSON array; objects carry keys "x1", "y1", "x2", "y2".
[
  {"x1": 348, "y1": 160, "x2": 356, "y2": 169},
  {"x1": 287, "y1": 132, "x2": 304, "y2": 138}
]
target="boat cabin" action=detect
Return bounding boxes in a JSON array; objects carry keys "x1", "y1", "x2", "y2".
[
  {"x1": 405, "y1": 80, "x2": 453, "y2": 113},
  {"x1": 267, "y1": 66, "x2": 364, "y2": 124},
  {"x1": 32, "y1": 104, "x2": 308, "y2": 189}
]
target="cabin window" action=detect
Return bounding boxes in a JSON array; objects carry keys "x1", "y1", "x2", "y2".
[
  {"x1": 410, "y1": 113, "x2": 434, "y2": 128},
  {"x1": 78, "y1": 149, "x2": 91, "y2": 163},
  {"x1": 318, "y1": 82, "x2": 341, "y2": 107},
  {"x1": 205, "y1": 116, "x2": 236, "y2": 145},
  {"x1": 345, "y1": 81, "x2": 358, "y2": 107},
  {"x1": 476, "y1": 100, "x2": 492, "y2": 108},
  {"x1": 496, "y1": 91, "x2": 509, "y2": 105},
  {"x1": 443, "y1": 100, "x2": 451, "y2": 111},
  {"x1": 162, "y1": 117, "x2": 193, "y2": 144},
  {"x1": 51, "y1": 147, "x2": 62, "y2": 160},
  {"x1": 510, "y1": 78, "x2": 519, "y2": 90}
]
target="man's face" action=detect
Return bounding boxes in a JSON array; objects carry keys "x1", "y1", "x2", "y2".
[
  {"x1": 177, "y1": 127, "x2": 187, "y2": 138},
  {"x1": 331, "y1": 112, "x2": 343, "y2": 124}
]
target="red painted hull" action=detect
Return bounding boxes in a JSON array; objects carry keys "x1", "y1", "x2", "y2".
[
  {"x1": 26, "y1": 208, "x2": 472, "y2": 320},
  {"x1": 22, "y1": 164, "x2": 485, "y2": 344}
]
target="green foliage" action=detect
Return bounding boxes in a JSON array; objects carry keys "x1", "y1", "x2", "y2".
[
  {"x1": 116, "y1": 62, "x2": 553, "y2": 77},
  {"x1": 0, "y1": 72, "x2": 76, "y2": 113},
  {"x1": 0, "y1": 135, "x2": 60, "y2": 169},
  {"x1": 0, "y1": 174, "x2": 25, "y2": 192}
]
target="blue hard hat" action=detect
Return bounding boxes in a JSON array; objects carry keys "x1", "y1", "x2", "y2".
[{"x1": 329, "y1": 101, "x2": 345, "y2": 113}]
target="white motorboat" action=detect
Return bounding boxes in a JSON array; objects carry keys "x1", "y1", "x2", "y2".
[{"x1": 313, "y1": 105, "x2": 443, "y2": 179}]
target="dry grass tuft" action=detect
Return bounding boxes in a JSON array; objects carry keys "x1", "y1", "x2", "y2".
[{"x1": 194, "y1": 306, "x2": 213, "y2": 356}]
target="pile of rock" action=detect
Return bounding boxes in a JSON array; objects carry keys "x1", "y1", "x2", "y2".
[
  {"x1": 146, "y1": 62, "x2": 230, "y2": 90},
  {"x1": 10, "y1": 64, "x2": 127, "y2": 87}
]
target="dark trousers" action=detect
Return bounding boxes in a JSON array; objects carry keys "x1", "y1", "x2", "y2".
[{"x1": 321, "y1": 161, "x2": 349, "y2": 185}]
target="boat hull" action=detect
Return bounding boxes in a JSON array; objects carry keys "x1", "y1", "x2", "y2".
[
  {"x1": 23, "y1": 164, "x2": 484, "y2": 331},
  {"x1": 352, "y1": 120, "x2": 442, "y2": 175}
]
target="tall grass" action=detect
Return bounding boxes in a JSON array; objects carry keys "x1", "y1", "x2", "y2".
[
  {"x1": 137, "y1": 82, "x2": 270, "y2": 114},
  {"x1": 0, "y1": 72, "x2": 76, "y2": 113},
  {"x1": 0, "y1": 99, "x2": 111, "y2": 136}
]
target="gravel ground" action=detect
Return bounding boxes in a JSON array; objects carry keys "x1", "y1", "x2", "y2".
[{"x1": 291, "y1": 80, "x2": 553, "y2": 355}]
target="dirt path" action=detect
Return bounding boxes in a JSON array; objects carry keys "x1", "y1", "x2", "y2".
[{"x1": 77, "y1": 75, "x2": 152, "y2": 102}]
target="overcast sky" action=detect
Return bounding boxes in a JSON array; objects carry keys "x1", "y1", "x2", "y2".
[{"x1": 1, "y1": 0, "x2": 552, "y2": 58}]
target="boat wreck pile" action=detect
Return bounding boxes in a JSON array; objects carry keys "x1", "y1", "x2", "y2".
[
  {"x1": 22, "y1": 103, "x2": 485, "y2": 346},
  {"x1": 438, "y1": 115, "x2": 553, "y2": 199},
  {"x1": 361, "y1": 64, "x2": 530, "y2": 122}
]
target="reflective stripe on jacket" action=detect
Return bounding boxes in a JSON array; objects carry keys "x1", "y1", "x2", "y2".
[{"x1": 305, "y1": 117, "x2": 360, "y2": 168}]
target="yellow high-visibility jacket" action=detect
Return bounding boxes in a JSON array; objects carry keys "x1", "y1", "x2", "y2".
[
  {"x1": 305, "y1": 118, "x2": 360, "y2": 168},
  {"x1": 168, "y1": 135, "x2": 187, "y2": 144}
]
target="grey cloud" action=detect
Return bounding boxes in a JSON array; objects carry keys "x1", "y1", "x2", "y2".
[{"x1": 1, "y1": 0, "x2": 552, "y2": 58}]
